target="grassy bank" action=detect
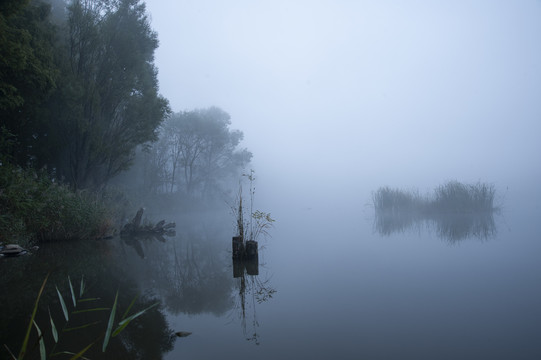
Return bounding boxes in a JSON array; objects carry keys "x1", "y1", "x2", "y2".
[{"x1": 0, "y1": 165, "x2": 115, "y2": 245}]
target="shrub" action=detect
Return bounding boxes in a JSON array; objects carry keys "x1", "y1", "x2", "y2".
[{"x1": 0, "y1": 164, "x2": 113, "y2": 243}]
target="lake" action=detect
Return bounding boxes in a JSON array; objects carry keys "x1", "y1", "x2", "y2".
[{"x1": 1, "y1": 185, "x2": 540, "y2": 359}]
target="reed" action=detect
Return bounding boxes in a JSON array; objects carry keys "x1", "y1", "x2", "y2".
[
  {"x1": 372, "y1": 181, "x2": 498, "y2": 241},
  {"x1": 4, "y1": 275, "x2": 157, "y2": 360},
  {"x1": 373, "y1": 181, "x2": 496, "y2": 215}
]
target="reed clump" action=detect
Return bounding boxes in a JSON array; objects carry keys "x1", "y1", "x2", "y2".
[
  {"x1": 373, "y1": 181, "x2": 496, "y2": 216},
  {"x1": 372, "y1": 181, "x2": 498, "y2": 241}
]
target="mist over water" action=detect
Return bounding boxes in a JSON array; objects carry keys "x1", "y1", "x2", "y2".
[
  {"x1": 2, "y1": 1, "x2": 540, "y2": 359},
  {"x1": 136, "y1": 2, "x2": 541, "y2": 357}
]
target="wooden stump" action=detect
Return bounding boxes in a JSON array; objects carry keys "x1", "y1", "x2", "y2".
[
  {"x1": 232, "y1": 236, "x2": 244, "y2": 259},
  {"x1": 245, "y1": 240, "x2": 258, "y2": 259}
]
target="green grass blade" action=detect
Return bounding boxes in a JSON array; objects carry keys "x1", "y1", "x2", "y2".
[
  {"x1": 48, "y1": 307, "x2": 58, "y2": 343},
  {"x1": 32, "y1": 320, "x2": 46, "y2": 360},
  {"x1": 69, "y1": 341, "x2": 95, "y2": 360},
  {"x1": 18, "y1": 273, "x2": 49, "y2": 359},
  {"x1": 63, "y1": 321, "x2": 101, "y2": 332},
  {"x1": 79, "y1": 275, "x2": 85, "y2": 297},
  {"x1": 68, "y1": 276, "x2": 76, "y2": 308},
  {"x1": 56, "y1": 286, "x2": 69, "y2": 322},
  {"x1": 72, "y1": 307, "x2": 110, "y2": 314},
  {"x1": 78, "y1": 298, "x2": 100, "y2": 302},
  {"x1": 121, "y1": 295, "x2": 138, "y2": 320},
  {"x1": 112, "y1": 302, "x2": 159, "y2": 337},
  {"x1": 102, "y1": 291, "x2": 118, "y2": 352},
  {"x1": 50, "y1": 351, "x2": 91, "y2": 360}
]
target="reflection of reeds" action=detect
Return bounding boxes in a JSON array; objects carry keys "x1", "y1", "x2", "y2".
[
  {"x1": 372, "y1": 181, "x2": 498, "y2": 242},
  {"x1": 433, "y1": 212, "x2": 496, "y2": 243}
]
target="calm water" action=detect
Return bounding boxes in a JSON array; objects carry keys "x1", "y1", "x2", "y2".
[{"x1": 1, "y1": 186, "x2": 541, "y2": 359}]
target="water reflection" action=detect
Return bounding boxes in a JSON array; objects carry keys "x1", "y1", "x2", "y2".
[
  {"x1": 231, "y1": 256, "x2": 276, "y2": 345},
  {"x1": 0, "y1": 240, "x2": 175, "y2": 359},
  {"x1": 374, "y1": 211, "x2": 498, "y2": 242}
]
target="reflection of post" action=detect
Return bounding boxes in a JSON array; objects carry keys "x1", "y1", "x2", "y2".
[
  {"x1": 232, "y1": 257, "x2": 259, "y2": 277},
  {"x1": 233, "y1": 259, "x2": 244, "y2": 278},
  {"x1": 244, "y1": 257, "x2": 259, "y2": 276}
]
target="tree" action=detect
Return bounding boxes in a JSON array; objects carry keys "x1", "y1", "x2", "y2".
[
  {"x1": 0, "y1": 0, "x2": 58, "y2": 165},
  {"x1": 57, "y1": 0, "x2": 169, "y2": 189},
  {"x1": 155, "y1": 107, "x2": 252, "y2": 196}
]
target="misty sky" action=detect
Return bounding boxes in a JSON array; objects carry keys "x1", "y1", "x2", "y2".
[{"x1": 143, "y1": 0, "x2": 541, "y2": 195}]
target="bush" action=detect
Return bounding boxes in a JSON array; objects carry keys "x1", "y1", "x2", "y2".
[{"x1": 0, "y1": 164, "x2": 113, "y2": 243}]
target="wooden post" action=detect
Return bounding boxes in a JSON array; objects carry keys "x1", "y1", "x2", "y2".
[
  {"x1": 232, "y1": 236, "x2": 244, "y2": 259},
  {"x1": 245, "y1": 240, "x2": 258, "y2": 259}
]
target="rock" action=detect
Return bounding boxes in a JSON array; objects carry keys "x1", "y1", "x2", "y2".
[
  {"x1": 175, "y1": 331, "x2": 192, "y2": 338},
  {"x1": 0, "y1": 244, "x2": 28, "y2": 256}
]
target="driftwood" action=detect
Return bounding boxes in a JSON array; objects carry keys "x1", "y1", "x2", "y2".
[{"x1": 121, "y1": 208, "x2": 176, "y2": 237}]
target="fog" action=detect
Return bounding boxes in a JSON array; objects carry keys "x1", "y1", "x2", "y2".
[{"x1": 144, "y1": 0, "x2": 541, "y2": 205}]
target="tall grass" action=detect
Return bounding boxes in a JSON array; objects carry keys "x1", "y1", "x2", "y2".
[
  {"x1": 373, "y1": 181, "x2": 496, "y2": 215},
  {"x1": 372, "y1": 181, "x2": 498, "y2": 241},
  {"x1": 432, "y1": 181, "x2": 495, "y2": 213}
]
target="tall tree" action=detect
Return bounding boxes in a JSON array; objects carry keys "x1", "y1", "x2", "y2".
[
  {"x1": 0, "y1": 0, "x2": 58, "y2": 165},
  {"x1": 59, "y1": 0, "x2": 169, "y2": 189},
  {"x1": 159, "y1": 107, "x2": 252, "y2": 196}
]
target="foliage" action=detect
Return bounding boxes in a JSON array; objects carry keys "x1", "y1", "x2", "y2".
[
  {"x1": 233, "y1": 170, "x2": 274, "y2": 243},
  {"x1": 0, "y1": 0, "x2": 169, "y2": 190},
  {"x1": 4, "y1": 275, "x2": 158, "y2": 360},
  {"x1": 0, "y1": 161, "x2": 113, "y2": 243},
  {"x1": 144, "y1": 107, "x2": 252, "y2": 196}
]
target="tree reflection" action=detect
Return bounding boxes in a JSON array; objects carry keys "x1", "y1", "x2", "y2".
[{"x1": 374, "y1": 211, "x2": 498, "y2": 243}]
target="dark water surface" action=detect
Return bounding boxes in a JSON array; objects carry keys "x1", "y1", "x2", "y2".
[{"x1": 1, "y1": 187, "x2": 541, "y2": 359}]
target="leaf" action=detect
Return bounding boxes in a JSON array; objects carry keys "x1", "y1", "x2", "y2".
[
  {"x1": 79, "y1": 275, "x2": 85, "y2": 297},
  {"x1": 56, "y1": 286, "x2": 69, "y2": 322},
  {"x1": 68, "y1": 341, "x2": 95, "y2": 360},
  {"x1": 18, "y1": 273, "x2": 49, "y2": 359},
  {"x1": 78, "y1": 297, "x2": 100, "y2": 303},
  {"x1": 102, "y1": 291, "x2": 118, "y2": 352},
  {"x1": 68, "y1": 276, "x2": 76, "y2": 307},
  {"x1": 49, "y1": 351, "x2": 91, "y2": 360},
  {"x1": 48, "y1": 307, "x2": 58, "y2": 343},
  {"x1": 33, "y1": 320, "x2": 46, "y2": 360},
  {"x1": 63, "y1": 321, "x2": 101, "y2": 332},
  {"x1": 112, "y1": 302, "x2": 158, "y2": 337},
  {"x1": 121, "y1": 295, "x2": 138, "y2": 320},
  {"x1": 72, "y1": 307, "x2": 110, "y2": 314}
]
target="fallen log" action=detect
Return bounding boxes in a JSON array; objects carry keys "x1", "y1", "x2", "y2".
[{"x1": 121, "y1": 208, "x2": 176, "y2": 237}]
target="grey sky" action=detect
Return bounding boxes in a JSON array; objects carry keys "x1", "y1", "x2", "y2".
[{"x1": 144, "y1": 0, "x2": 541, "y2": 194}]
